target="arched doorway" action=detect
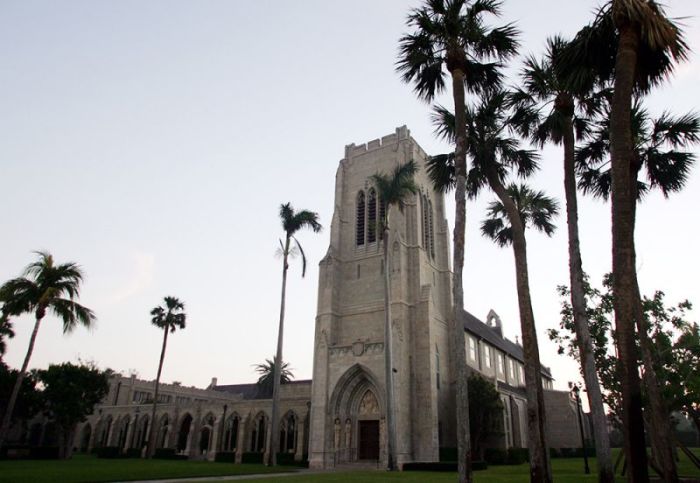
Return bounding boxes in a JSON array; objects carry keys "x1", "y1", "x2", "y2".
[
  {"x1": 328, "y1": 364, "x2": 385, "y2": 463},
  {"x1": 133, "y1": 416, "x2": 149, "y2": 451},
  {"x1": 156, "y1": 414, "x2": 170, "y2": 449},
  {"x1": 116, "y1": 416, "x2": 130, "y2": 449},
  {"x1": 177, "y1": 414, "x2": 193, "y2": 453}
]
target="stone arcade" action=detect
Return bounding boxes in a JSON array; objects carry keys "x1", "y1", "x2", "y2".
[{"x1": 64, "y1": 127, "x2": 584, "y2": 465}]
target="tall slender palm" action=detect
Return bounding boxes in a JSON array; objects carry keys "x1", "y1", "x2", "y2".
[
  {"x1": 577, "y1": 100, "x2": 698, "y2": 481},
  {"x1": 508, "y1": 36, "x2": 614, "y2": 483},
  {"x1": 561, "y1": 4, "x2": 688, "y2": 480},
  {"x1": 397, "y1": 3, "x2": 518, "y2": 480},
  {"x1": 147, "y1": 296, "x2": 186, "y2": 457},
  {"x1": 369, "y1": 160, "x2": 418, "y2": 471},
  {"x1": 268, "y1": 203, "x2": 321, "y2": 466},
  {"x1": 0, "y1": 251, "x2": 96, "y2": 448},
  {"x1": 429, "y1": 91, "x2": 553, "y2": 483}
]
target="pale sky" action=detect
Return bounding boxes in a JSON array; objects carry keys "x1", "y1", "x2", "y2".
[{"x1": 1, "y1": 1, "x2": 698, "y2": 395}]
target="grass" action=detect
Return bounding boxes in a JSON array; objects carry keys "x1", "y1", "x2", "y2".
[
  {"x1": 0, "y1": 454, "x2": 295, "y2": 483},
  {"x1": 0, "y1": 449, "x2": 697, "y2": 483}
]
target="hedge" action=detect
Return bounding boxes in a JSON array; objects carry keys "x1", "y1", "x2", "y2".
[
  {"x1": 96, "y1": 446, "x2": 122, "y2": 459},
  {"x1": 215, "y1": 451, "x2": 236, "y2": 463},
  {"x1": 403, "y1": 461, "x2": 488, "y2": 472},
  {"x1": 241, "y1": 452, "x2": 264, "y2": 464}
]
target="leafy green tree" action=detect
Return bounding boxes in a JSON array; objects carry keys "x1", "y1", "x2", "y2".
[
  {"x1": 254, "y1": 357, "x2": 294, "y2": 398},
  {"x1": 0, "y1": 251, "x2": 95, "y2": 449},
  {"x1": 397, "y1": 3, "x2": 518, "y2": 480},
  {"x1": 370, "y1": 160, "x2": 418, "y2": 470},
  {"x1": 550, "y1": 276, "x2": 700, "y2": 472},
  {"x1": 269, "y1": 203, "x2": 321, "y2": 466},
  {"x1": 559, "y1": 3, "x2": 689, "y2": 480},
  {"x1": 37, "y1": 362, "x2": 111, "y2": 459},
  {"x1": 0, "y1": 362, "x2": 41, "y2": 434},
  {"x1": 508, "y1": 36, "x2": 614, "y2": 483},
  {"x1": 429, "y1": 91, "x2": 553, "y2": 483},
  {"x1": 467, "y1": 374, "x2": 503, "y2": 460},
  {"x1": 147, "y1": 296, "x2": 186, "y2": 457}
]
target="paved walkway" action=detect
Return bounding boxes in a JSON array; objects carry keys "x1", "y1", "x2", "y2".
[{"x1": 113, "y1": 470, "x2": 330, "y2": 483}]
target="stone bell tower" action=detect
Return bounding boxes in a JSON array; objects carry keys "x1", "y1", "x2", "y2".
[{"x1": 308, "y1": 126, "x2": 454, "y2": 468}]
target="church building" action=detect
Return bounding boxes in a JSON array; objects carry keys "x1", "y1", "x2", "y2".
[{"x1": 44, "y1": 127, "x2": 583, "y2": 466}]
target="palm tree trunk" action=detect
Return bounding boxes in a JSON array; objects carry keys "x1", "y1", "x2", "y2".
[
  {"x1": 0, "y1": 314, "x2": 44, "y2": 448},
  {"x1": 629, "y1": 199, "x2": 677, "y2": 482},
  {"x1": 561, "y1": 109, "x2": 614, "y2": 483},
  {"x1": 268, "y1": 236, "x2": 290, "y2": 466},
  {"x1": 148, "y1": 325, "x2": 169, "y2": 458},
  {"x1": 487, "y1": 172, "x2": 551, "y2": 483},
  {"x1": 383, "y1": 211, "x2": 397, "y2": 471},
  {"x1": 609, "y1": 15, "x2": 650, "y2": 482},
  {"x1": 449, "y1": 65, "x2": 473, "y2": 483}
]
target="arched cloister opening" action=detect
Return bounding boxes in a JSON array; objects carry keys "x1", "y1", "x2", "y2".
[
  {"x1": 156, "y1": 414, "x2": 170, "y2": 449},
  {"x1": 279, "y1": 411, "x2": 297, "y2": 453},
  {"x1": 177, "y1": 413, "x2": 193, "y2": 453},
  {"x1": 116, "y1": 415, "x2": 130, "y2": 449},
  {"x1": 223, "y1": 413, "x2": 240, "y2": 452},
  {"x1": 198, "y1": 413, "x2": 215, "y2": 455},
  {"x1": 98, "y1": 416, "x2": 113, "y2": 447},
  {"x1": 133, "y1": 415, "x2": 149, "y2": 451},
  {"x1": 250, "y1": 412, "x2": 267, "y2": 453},
  {"x1": 79, "y1": 423, "x2": 92, "y2": 452},
  {"x1": 28, "y1": 422, "x2": 42, "y2": 447}
]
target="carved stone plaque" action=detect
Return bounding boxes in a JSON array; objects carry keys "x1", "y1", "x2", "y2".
[{"x1": 352, "y1": 341, "x2": 364, "y2": 357}]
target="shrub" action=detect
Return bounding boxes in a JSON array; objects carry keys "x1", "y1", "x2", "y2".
[
  {"x1": 507, "y1": 447, "x2": 529, "y2": 464},
  {"x1": 403, "y1": 462, "x2": 456, "y2": 472},
  {"x1": 439, "y1": 447, "x2": 457, "y2": 462},
  {"x1": 125, "y1": 448, "x2": 142, "y2": 458},
  {"x1": 29, "y1": 446, "x2": 60, "y2": 460},
  {"x1": 472, "y1": 460, "x2": 488, "y2": 471},
  {"x1": 241, "y1": 452, "x2": 264, "y2": 464},
  {"x1": 215, "y1": 451, "x2": 236, "y2": 463},
  {"x1": 152, "y1": 448, "x2": 186, "y2": 460},
  {"x1": 484, "y1": 448, "x2": 508, "y2": 465},
  {"x1": 96, "y1": 446, "x2": 122, "y2": 459}
]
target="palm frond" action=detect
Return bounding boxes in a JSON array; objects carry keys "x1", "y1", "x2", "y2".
[{"x1": 293, "y1": 236, "x2": 307, "y2": 278}]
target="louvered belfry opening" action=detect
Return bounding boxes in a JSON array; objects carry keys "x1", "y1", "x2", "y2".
[
  {"x1": 367, "y1": 188, "x2": 377, "y2": 243},
  {"x1": 356, "y1": 191, "x2": 365, "y2": 246}
]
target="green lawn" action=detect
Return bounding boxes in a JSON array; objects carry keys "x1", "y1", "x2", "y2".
[
  {"x1": 0, "y1": 449, "x2": 697, "y2": 483},
  {"x1": 0, "y1": 454, "x2": 295, "y2": 483}
]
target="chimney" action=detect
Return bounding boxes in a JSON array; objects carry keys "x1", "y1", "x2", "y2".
[{"x1": 208, "y1": 377, "x2": 218, "y2": 390}]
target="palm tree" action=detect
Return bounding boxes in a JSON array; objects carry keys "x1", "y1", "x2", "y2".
[
  {"x1": 397, "y1": 3, "x2": 518, "y2": 480},
  {"x1": 429, "y1": 91, "x2": 553, "y2": 483},
  {"x1": 369, "y1": 160, "x2": 418, "y2": 471},
  {"x1": 254, "y1": 357, "x2": 294, "y2": 398},
  {"x1": 0, "y1": 251, "x2": 96, "y2": 448},
  {"x1": 268, "y1": 203, "x2": 321, "y2": 466},
  {"x1": 577, "y1": 100, "x2": 699, "y2": 481},
  {"x1": 147, "y1": 296, "x2": 186, "y2": 458},
  {"x1": 560, "y1": 4, "x2": 688, "y2": 480},
  {"x1": 0, "y1": 315, "x2": 14, "y2": 360},
  {"x1": 508, "y1": 36, "x2": 614, "y2": 483}
]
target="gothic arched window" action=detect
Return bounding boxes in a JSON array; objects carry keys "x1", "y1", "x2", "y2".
[
  {"x1": 378, "y1": 197, "x2": 386, "y2": 241},
  {"x1": 367, "y1": 189, "x2": 377, "y2": 243},
  {"x1": 356, "y1": 191, "x2": 365, "y2": 246}
]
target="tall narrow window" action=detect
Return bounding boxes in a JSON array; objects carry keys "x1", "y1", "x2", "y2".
[
  {"x1": 428, "y1": 199, "x2": 435, "y2": 259},
  {"x1": 356, "y1": 191, "x2": 365, "y2": 246},
  {"x1": 367, "y1": 189, "x2": 377, "y2": 243},
  {"x1": 435, "y1": 345, "x2": 441, "y2": 390},
  {"x1": 378, "y1": 197, "x2": 386, "y2": 240},
  {"x1": 422, "y1": 195, "x2": 429, "y2": 249}
]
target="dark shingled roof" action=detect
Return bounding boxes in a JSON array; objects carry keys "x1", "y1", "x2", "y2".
[
  {"x1": 461, "y1": 310, "x2": 552, "y2": 379},
  {"x1": 213, "y1": 379, "x2": 312, "y2": 400}
]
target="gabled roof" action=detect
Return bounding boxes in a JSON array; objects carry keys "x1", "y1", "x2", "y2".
[{"x1": 461, "y1": 310, "x2": 552, "y2": 379}]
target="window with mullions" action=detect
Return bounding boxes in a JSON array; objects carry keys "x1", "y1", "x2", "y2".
[{"x1": 356, "y1": 191, "x2": 365, "y2": 246}]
